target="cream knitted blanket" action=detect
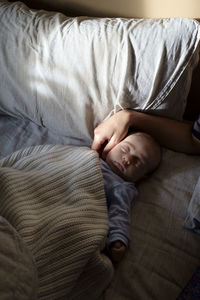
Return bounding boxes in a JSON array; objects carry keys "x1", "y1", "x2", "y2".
[{"x1": 0, "y1": 144, "x2": 113, "y2": 299}]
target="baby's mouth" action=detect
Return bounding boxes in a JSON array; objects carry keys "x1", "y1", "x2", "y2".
[{"x1": 113, "y1": 161, "x2": 124, "y2": 172}]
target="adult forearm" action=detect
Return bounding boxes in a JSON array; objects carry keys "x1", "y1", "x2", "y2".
[{"x1": 127, "y1": 110, "x2": 200, "y2": 154}]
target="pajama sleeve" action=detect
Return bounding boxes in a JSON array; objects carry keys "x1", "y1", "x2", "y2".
[
  {"x1": 192, "y1": 114, "x2": 200, "y2": 141},
  {"x1": 107, "y1": 183, "x2": 138, "y2": 248}
]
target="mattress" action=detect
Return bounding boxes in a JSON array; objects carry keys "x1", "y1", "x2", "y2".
[{"x1": 0, "y1": 1, "x2": 200, "y2": 299}]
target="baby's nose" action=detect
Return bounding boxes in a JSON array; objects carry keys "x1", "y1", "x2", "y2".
[{"x1": 123, "y1": 154, "x2": 132, "y2": 166}]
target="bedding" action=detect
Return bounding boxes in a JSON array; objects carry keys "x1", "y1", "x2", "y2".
[
  {"x1": 0, "y1": 1, "x2": 200, "y2": 300},
  {"x1": 0, "y1": 216, "x2": 37, "y2": 300},
  {"x1": 185, "y1": 176, "x2": 200, "y2": 234},
  {"x1": 0, "y1": 1, "x2": 200, "y2": 144},
  {"x1": 0, "y1": 144, "x2": 113, "y2": 299},
  {"x1": 1, "y1": 113, "x2": 200, "y2": 300}
]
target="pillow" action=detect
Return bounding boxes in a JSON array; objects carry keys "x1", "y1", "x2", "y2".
[
  {"x1": 0, "y1": 216, "x2": 37, "y2": 299},
  {"x1": 184, "y1": 176, "x2": 200, "y2": 233},
  {"x1": 0, "y1": 1, "x2": 199, "y2": 143}
]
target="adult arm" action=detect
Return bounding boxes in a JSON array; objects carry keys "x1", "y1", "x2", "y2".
[
  {"x1": 129, "y1": 110, "x2": 200, "y2": 154},
  {"x1": 92, "y1": 110, "x2": 200, "y2": 156}
]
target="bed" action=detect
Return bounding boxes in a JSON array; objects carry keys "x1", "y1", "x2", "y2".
[{"x1": 0, "y1": 1, "x2": 200, "y2": 299}]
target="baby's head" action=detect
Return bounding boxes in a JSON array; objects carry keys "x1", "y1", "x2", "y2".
[{"x1": 105, "y1": 132, "x2": 161, "y2": 182}]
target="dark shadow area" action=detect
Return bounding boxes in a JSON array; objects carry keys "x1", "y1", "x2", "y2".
[
  {"x1": 9, "y1": 0, "x2": 143, "y2": 18},
  {"x1": 184, "y1": 58, "x2": 200, "y2": 121},
  {"x1": 9, "y1": 0, "x2": 121, "y2": 17}
]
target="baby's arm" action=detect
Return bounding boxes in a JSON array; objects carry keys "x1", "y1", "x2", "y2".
[{"x1": 107, "y1": 182, "x2": 137, "y2": 263}]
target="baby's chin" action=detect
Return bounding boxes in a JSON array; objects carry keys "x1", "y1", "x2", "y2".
[
  {"x1": 106, "y1": 158, "x2": 143, "y2": 182},
  {"x1": 107, "y1": 162, "x2": 134, "y2": 182},
  {"x1": 117, "y1": 171, "x2": 143, "y2": 183}
]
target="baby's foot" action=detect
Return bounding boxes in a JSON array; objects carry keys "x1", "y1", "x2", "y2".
[{"x1": 110, "y1": 241, "x2": 126, "y2": 263}]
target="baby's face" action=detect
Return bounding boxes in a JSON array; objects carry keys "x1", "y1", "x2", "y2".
[{"x1": 105, "y1": 133, "x2": 159, "y2": 182}]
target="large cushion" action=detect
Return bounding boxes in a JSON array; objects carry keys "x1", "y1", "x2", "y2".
[{"x1": 0, "y1": 1, "x2": 199, "y2": 143}]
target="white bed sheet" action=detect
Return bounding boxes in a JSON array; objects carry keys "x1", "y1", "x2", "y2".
[
  {"x1": 0, "y1": 110, "x2": 88, "y2": 159},
  {"x1": 0, "y1": 1, "x2": 200, "y2": 143}
]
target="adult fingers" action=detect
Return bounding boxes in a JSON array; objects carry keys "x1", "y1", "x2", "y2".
[
  {"x1": 101, "y1": 127, "x2": 129, "y2": 159},
  {"x1": 91, "y1": 134, "x2": 106, "y2": 151},
  {"x1": 101, "y1": 136, "x2": 119, "y2": 159}
]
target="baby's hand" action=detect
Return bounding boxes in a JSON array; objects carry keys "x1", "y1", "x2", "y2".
[{"x1": 110, "y1": 240, "x2": 127, "y2": 263}]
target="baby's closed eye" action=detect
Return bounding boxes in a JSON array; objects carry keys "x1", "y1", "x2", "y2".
[
  {"x1": 121, "y1": 145, "x2": 130, "y2": 153},
  {"x1": 132, "y1": 156, "x2": 143, "y2": 168},
  {"x1": 132, "y1": 155, "x2": 139, "y2": 164}
]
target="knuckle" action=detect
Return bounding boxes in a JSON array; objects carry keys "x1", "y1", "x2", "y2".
[{"x1": 111, "y1": 137, "x2": 119, "y2": 146}]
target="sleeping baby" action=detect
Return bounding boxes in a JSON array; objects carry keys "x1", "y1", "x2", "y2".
[{"x1": 99, "y1": 131, "x2": 161, "y2": 263}]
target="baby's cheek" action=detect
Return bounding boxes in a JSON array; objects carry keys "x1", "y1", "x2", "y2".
[{"x1": 105, "y1": 153, "x2": 111, "y2": 164}]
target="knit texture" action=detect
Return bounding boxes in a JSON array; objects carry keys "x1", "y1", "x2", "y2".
[{"x1": 0, "y1": 145, "x2": 113, "y2": 299}]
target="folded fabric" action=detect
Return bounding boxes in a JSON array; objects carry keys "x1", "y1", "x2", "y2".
[
  {"x1": 0, "y1": 144, "x2": 113, "y2": 299},
  {"x1": 0, "y1": 1, "x2": 199, "y2": 143},
  {"x1": 184, "y1": 176, "x2": 200, "y2": 234},
  {"x1": 177, "y1": 267, "x2": 200, "y2": 300},
  {"x1": 0, "y1": 216, "x2": 37, "y2": 300}
]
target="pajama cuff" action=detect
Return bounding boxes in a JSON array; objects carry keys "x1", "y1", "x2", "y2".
[
  {"x1": 192, "y1": 115, "x2": 200, "y2": 141},
  {"x1": 107, "y1": 233, "x2": 129, "y2": 249}
]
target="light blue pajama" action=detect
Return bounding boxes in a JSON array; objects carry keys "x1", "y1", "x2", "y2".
[
  {"x1": 100, "y1": 159, "x2": 138, "y2": 248},
  {"x1": 192, "y1": 114, "x2": 200, "y2": 140}
]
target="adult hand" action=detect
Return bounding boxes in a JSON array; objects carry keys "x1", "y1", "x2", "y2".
[{"x1": 92, "y1": 110, "x2": 132, "y2": 158}]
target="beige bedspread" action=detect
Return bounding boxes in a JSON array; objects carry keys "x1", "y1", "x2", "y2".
[{"x1": 0, "y1": 144, "x2": 113, "y2": 299}]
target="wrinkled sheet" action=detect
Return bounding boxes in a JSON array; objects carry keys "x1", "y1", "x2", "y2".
[
  {"x1": 0, "y1": 110, "x2": 88, "y2": 159},
  {"x1": 0, "y1": 1, "x2": 200, "y2": 144}
]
